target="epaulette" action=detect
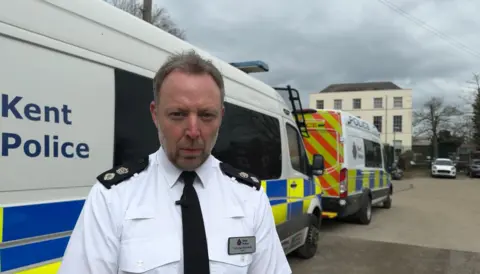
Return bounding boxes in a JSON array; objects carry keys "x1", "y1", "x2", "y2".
[
  {"x1": 219, "y1": 162, "x2": 261, "y2": 191},
  {"x1": 96, "y1": 157, "x2": 149, "y2": 189}
]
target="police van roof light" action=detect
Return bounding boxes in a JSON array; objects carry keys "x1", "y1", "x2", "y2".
[{"x1": 229, "y1": 61, "x2": 269, "y2": 73}]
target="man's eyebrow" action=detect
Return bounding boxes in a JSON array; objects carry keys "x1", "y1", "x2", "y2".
[{"x1": 199, "y1": 108, "x2": 220, "y2": 114}]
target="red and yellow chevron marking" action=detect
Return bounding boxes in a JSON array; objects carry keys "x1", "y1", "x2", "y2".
[{"x1": 300, "y1": 110, "x2": 344, "y2": 198}]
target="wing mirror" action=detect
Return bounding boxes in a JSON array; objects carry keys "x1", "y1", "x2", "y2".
[{"x1": 311, "y1": 154, "x2": 325, "y2": 176}]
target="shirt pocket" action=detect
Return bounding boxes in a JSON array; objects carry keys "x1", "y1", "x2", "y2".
[
  {"x1": 209, "y1": 236, "x2": 253, "y2": 274},
  {"x1": 119, "y1": 237, "x2": 180, "y2": 273}
]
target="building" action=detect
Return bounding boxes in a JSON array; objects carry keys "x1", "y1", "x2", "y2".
[{"x1": 309, "y1": 81, "x2": 413, "y2": 150}]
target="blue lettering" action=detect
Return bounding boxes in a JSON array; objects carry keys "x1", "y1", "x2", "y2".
[
  {"x1": 61, "y1": 105, "x2": 72, "y2": 125},
  {"x1": 1, "y1": 94, "x2": 73, "y2": 125},
  {"x1": 24, "y1": 103, "x2": 41, "y2": 121},
  {"x1": 1, "y1": 94, "x2": 22, "y2": 119},
  {"x1": 76, "y1": 143, "x2": 89, "y2": 158},
  {"x1": 1, "y1": 132, "x2": 90, "y2": 159},
  {"x1": 61, "y1": 142, "x2": 74, "y2": 158},
  {"x1": 1, "y1": 133, "x2": 21, "y2": 156},
  {"x1": 24, "y1": 139, "x2": 41, "y2": 157},
  {"x1": 44, "y1": 106, "x2": 60, "y2": 124}
]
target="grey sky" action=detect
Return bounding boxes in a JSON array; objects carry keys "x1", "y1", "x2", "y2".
[{"x1": 156, "y1": 0, "x2": 480, "y2": 110}]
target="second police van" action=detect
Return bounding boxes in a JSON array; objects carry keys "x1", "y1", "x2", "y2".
[
  {"x1": 0, "y1": 0, "x2": 326, "y2": 272},
  {"x1": 294, "y1": 108, "x2": 393, "y2": 224}
]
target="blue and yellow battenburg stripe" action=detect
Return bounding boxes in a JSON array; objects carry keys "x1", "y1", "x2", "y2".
[
  {"x1": 346, "y1": 169, "x2": 390, "y2": 195},
  {"x1": 0, "y1": 177, "x2": 325, "y2": 273},
  {"x1": 261, "y1": 177, "x2": 322, "y2": 225},
  {"x1": 0, "y1": 200, "x2": 84, "y2": 273}
]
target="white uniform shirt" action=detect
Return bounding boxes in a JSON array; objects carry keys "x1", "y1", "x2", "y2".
[{"x1": 59, "y1": 147, "x2": 292, "y2": 274}]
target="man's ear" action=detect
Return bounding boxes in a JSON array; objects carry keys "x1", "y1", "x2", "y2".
[
  {"x1": 150, "y1": 101, "x2": 159, "y2": 128},
  {"x1": 221, "y1": 106, "x2": 225, "y2": 117}
]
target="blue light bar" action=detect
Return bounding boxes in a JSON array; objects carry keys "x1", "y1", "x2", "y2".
[{"x1": 229, "y1": 60, "x2": 269, "y2": 73}]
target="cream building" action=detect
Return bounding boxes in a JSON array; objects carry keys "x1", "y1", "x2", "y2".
[{"x1": 309, "y1": 82, "x2": 413, "y2": 150}]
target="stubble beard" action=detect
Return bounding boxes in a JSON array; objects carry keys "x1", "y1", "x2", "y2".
[{"x1": 157, "y1": 128, "x2": 220, "y2": 171}]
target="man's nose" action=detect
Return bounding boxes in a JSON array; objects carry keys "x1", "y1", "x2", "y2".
[{"x1": 185, "y1": 114, "x2": 200, "y2": 138}]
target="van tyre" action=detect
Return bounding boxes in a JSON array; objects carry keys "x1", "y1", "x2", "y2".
[
  {"x1": 295, "y1": 214, "x2": 320, "y2": 259},
  {"x1": 355, "y1": 195, "x2": 372, "y2": 225},
  {"x1": 382, "y1": 187, "x2": 392, "y2": 209},
  {"x1": 382, "y1": 194, "x2": 392, "y2": 209}
]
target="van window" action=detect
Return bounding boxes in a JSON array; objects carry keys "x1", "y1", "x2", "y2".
[
  {"x1": 112, "y1": 69, "x2": 282, "y2": 179},
  {"x1": 113, "y1": 69, "x2": 159, "y2": 166},
  {"x1": 212, "y1": 102, "x2": 282, "y2": 179},
  {"x1": 286, "y1": 123, "x2": 309, "y2": 174},
  {"x1": 364, "y1": 139, "x2": 382, "y2": 168}
]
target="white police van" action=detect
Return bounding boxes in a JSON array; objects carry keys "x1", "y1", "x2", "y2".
[{"x1": 0, "y1": 1, "x2": 325, "y2": 272}]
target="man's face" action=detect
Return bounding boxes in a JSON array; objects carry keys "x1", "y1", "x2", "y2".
[{"x1": 150, "y1": 70, "x2": 224, "y2": 171}]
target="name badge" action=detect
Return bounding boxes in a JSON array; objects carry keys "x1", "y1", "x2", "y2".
[{"x1": 228, "y1": 236, "x2": 256, "y2": 255}]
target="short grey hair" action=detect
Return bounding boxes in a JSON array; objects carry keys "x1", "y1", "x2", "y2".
[{"x1": 153, "y1": 50, "x2": 225, "y2": 104}]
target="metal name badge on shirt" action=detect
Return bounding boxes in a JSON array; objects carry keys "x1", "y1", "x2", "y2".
[{"x1": 227, "y1": 236, "x2": 256, "y2": 255}]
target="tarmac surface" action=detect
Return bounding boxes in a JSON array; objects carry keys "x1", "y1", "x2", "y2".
[{"x1": 288, "y1": 175, "x2": 480, "y2": 273}]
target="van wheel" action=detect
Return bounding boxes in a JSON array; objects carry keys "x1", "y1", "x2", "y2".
[
  {"x1": 382, "y1": 187, "x2": 393, "y2": 209},
  {"x1": 355, "y1": 195, "x2": 372, "y2": 225},
  {"x1": 295, "y1": 214, "x2": 320, "y2": 259},
  {"x1": 382, "y1": 194, "x2": 392, "y2": 209}
]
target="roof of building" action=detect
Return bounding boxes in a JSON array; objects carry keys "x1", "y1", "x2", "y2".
[{"x1": 319, "y1": 81, "x2": 402, "y2": 93}]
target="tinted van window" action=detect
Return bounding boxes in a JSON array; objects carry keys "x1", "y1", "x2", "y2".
[
  {"x1": 113, "y1": 69, "x2": 159, "y2": 166},
  {"x1": 364, "y1": 139, "x2": 382, "y2": 168},
  {"x1": 212, "y1": 102, "x2": 282, "y2": 179},
  {"x1": 286, "y1": 123, "x2": 309, "y2": 174}
]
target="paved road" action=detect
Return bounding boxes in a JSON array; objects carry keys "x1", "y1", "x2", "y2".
[{"x1": 288, "y1": 176, "x2": 480, "y2": 273}]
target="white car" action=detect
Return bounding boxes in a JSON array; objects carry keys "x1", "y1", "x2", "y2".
[{"x1": 431, "y1": 158, "x2": 456, "y2": 179}]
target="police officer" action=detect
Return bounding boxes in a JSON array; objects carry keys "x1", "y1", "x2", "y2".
[{"x1": 58, "y1": 50, "x2": 292, "y2": 274}]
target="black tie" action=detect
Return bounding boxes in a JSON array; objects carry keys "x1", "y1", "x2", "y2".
[{"x1": 179, "y1": 171, "x2": 210, "y2": 274}]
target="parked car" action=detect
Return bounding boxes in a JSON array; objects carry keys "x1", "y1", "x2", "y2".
[
  {"x1": 431, "y1": 158, "x2": 457, "y2": 179},
  {"x1": 466, "y1": 159, "x2": 480, "y2": 178}
]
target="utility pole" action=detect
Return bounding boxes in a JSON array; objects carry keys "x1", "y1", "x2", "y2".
[{"x1": 143, "y1": 0, "x2": 152, "y2": 23}]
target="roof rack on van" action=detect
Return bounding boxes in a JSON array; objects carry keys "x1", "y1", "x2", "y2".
[{"x1": 273, "y1": 85, "x2": 310, "y2": 138}]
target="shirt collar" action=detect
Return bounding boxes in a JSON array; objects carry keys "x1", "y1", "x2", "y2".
[{"x1": 156, "y1": 147, "x2": 216, "y2": 188}]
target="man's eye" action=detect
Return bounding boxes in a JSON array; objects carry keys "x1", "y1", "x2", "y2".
[
  {"x1": 201, "y1": 113, "x2": 216, "y2": 119},
  {"x1": 170, "y1": 112, "x2": 185, "y2": 118}
]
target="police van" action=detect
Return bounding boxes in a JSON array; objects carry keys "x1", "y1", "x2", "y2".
[
  {"x1": 294, "y1": 108, "x2": 393, "y2": 225},
  {"x1": 0, "y1": 1, "x2": 326, "y2": 272}
]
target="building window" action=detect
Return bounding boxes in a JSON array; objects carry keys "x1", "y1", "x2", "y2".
[
  {"x1": 393, "y1": 115, "x2": 402, "y2": 132},
  {"x1": 374, "y1": 97, "x2": 383, "y2": 109},
  {"x1": 393, "y1": 97, "x2": 403, "y2": 108},
  {"x1": 353, "y1": 98, "x2": 361, "y2": 109},
  {"x1": 373, "y1": 116, "x2": 382, "y2": 132},
  {"x1": 334, "y1": 99, "x2": 342, "y2": 110},
  {"x1": 316, "y1": 100, "x2": 324, "y2": 109}
]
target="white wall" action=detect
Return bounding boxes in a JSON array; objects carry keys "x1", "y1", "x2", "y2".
[{"x1": 309, "y1": 89, "x2": 413, "y2": 148}]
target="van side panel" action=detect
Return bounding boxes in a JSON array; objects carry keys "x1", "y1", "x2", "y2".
[
  {"x1": 0, "y1": 35, "x2": 114, "y2": 194},
  {"x1": 343, "y1": 116, "x2": 390, "y2": 197},
  {"x1": 0, "y1": 31, "x2": 114, "y2": 272},
  {"x1": 301, "y1": 111, "x2": 343, "y2": 198}
]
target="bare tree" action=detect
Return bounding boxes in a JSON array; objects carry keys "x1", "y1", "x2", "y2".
[
  {"x1": 106, "y1": 0, "x2": 186, "y2": 40},
  {"x1": 470, "y1": 73, "x2": 480, "y2": 147},
  {"x1": 413, "y1": 97, "x2": 463, "y2": 158}
]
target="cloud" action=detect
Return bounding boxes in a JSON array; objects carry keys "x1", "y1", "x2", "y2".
[{"x1": 156, "y1": 0, "x2": 480, "y2": 110}]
